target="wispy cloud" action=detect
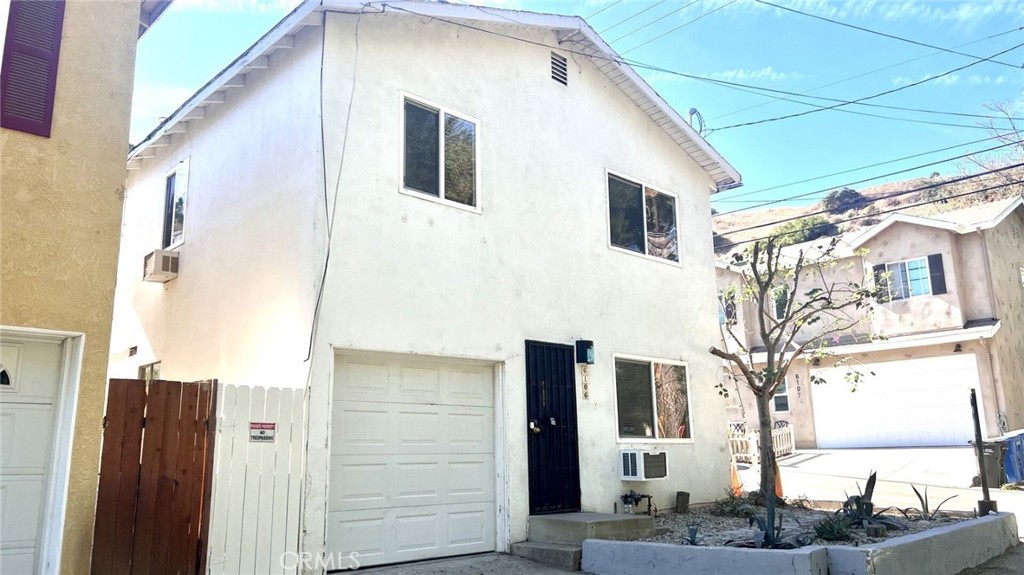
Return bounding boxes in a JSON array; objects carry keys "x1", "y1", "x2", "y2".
[
  {"x1": 706, "y1": 66, "x2": 806, "y2": 82},
  {"x1": 891, "y1": 73, "x2": 961, "y2": 87},
  {"x1": 748, "y1": 0, "x2": 1024, "y2": 24},
  {"x1": 967, "y1": 74, "x2": 1008, "y2": 85}
]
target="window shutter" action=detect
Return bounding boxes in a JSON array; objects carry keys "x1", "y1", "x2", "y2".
[
  {"x1": 872, "y1": 264, "x2": 887, "y2": 301},
  {"x1": 928, "y1": 253, "x2": 947, "y2": 295},
  {"x1": 0, "y1": 0, "x2": 66, "y2": 137}
]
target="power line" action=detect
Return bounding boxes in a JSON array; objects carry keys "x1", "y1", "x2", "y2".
[
  {"x1": 713, "y1": 136, "x2": 1002, "y2": 203},
  {"x1": 380, "y1": 4, "x2": 1017, "y2": 132},
  {"x1": 709, "y1": 26, "x2": 1024, "y2": 121},
  {"x1": 608, "y1": 0, "x2": 701, "y2": 45},
  {"x1": 622, "y1": 0, "x2": 737, "y2": 55},
  {"x1": 719, "y1": 162, "x2": 1024, "y2": 234},
  {"x1": 583, "y1": 0, "x2": 623, "y2": 21},
  {"x1": 599, "y1": 0, "x2": 666, "y2": 34},
  {"x1": 753, "y1": 0, "x2": 1023, "y2": 70},
  {"x1": 712, "y1": 40, "x2": 1024, "y2": 131},
  {"x1": 718, "y1": 179, "x2": 1024, "y2": 250}
]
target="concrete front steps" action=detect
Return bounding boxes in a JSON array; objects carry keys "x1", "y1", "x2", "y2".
[{"x1": 512, "y1": 513, "x2": 656, "y2": 571}]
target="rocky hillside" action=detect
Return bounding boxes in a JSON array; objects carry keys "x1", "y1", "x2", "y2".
[{"x1": 712, "y1": 163, "x2": 1024, "y2": 252}]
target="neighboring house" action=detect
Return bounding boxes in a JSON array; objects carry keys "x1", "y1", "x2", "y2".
[
  {"x1": 0, "y1": 1, "x2": 170, "y2": 573},
  {"x1": 719, "y1": 195, "x2": 1024, "y2": 450},
  {"x1": 107, "y1": 0, "x2": 742, "y2": 569}
]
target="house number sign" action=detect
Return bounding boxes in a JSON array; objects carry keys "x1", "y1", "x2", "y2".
[{"x1": 249, "y1": 422, "x2": 276, "y2": 442}]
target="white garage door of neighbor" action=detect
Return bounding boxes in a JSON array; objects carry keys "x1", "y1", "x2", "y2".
[
  {"x1": 1, "y1": 338, "x2": 63, "y2": 575},
  {"x1": 327, "y1": 354, "x2": 496, "y2": 568},
  {"x1": 811, "y1": 354, "x2": 980, "y2": 449}
]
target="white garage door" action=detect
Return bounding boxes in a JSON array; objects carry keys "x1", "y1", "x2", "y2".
[
  {"x1": 327, "y1": 353, "x2": 495, "y2": 568},
  {"x1": 1, "y1": 337, "x2": 63, "y2": 575},
  {"x1": 811, "y1": 354, "x2": 980, "y2": 448}
]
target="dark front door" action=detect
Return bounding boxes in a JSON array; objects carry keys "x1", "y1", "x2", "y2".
[{"x1": 525, "y1": 340, "x2": 581, "y2": 514}]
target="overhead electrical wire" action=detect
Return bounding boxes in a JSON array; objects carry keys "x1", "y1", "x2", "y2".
[
  {"x1": 718, "y1": 179, "x2": 1024, "y2": 250},
  {"x1": 380, "y1": 4, "x2": 1018, "y2": 131},
  {"x1": 608, "y1": 0, "x2": 702, "y2": 45},
  {"x1": 753, "y1": 0, "x2": 1023, "y2": 69},
  {"x1": 713, "y1": 135, "x2": 1004, "y2": 203},
  {"x1": 718, "y1": 161, "x2": 1024, "y2": 234},
  {"x1": 583, "y1": 0, "x2": 623, "y2": 21},
  {"x1": 710, "y1": 25, "x2": 1024, "y2": 121},
  {"x1": 598, "y1": 0, "x2": 666, "y2": 34},
  {"x1": 714, "y1": 140, "x2": 1021, "y2": 214},
  {"x1": 622, "y1": 0, "x2": 738, "y2": 55},
  {"x1": 711, "y1": 40, "x2": 1024, "y2": 131}
]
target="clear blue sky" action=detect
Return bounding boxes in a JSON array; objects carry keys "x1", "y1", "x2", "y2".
[{"x1": 131, "y1": 0, "x2": 1024, "y2": 210}]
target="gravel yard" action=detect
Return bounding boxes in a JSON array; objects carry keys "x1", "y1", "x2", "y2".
[{"x1": 639, "y1": 503, "x2": 971, "y2": 548}]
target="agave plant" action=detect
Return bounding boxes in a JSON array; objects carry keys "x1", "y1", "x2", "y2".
[
  {"x1": 899, "y1": 485, "x2": 957, "y2": 521},
  {"x1": 837, "y1": 471, "x2": 908, "y2": 531}
]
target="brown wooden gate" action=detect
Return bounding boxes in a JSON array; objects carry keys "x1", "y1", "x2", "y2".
[{"x1": 92, "y1": 379, "x2": 218, "y2": 575}]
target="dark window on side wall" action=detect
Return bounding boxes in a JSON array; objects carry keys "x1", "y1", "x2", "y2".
[{"x1": 0, "y1": 0, "x2": 66, "y2": 137}]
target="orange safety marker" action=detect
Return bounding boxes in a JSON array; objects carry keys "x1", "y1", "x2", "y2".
[
  {"x1": 730, "y1": 459, "x2": 743, "y2": 496},
  {"x1": 773, "y1": 459, "x2": 784, "y2": 499}
]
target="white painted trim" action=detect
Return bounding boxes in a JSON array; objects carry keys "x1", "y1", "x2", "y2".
[
  {"x1": 0, "y1": 325, "x2": 85, "y2": 575},
  {"x1": 749, "y1": 322, "x2": 1001, "y2": 363},
  {"x1": 162, "y1": 157, "x2": 190, "y2": 251},
  {"x1": 849, "y1": 196, "x2": 1024, "y2": 248},
  {"x1": 611, "y1": 353, "x2": 694, "y2": 445},
  {"x1": 604, "y1": 169, "x2": 682, "y2": 268},
  {"x1": 493, "y1": 360, "x2": 509, "y2": 553},
  {"x1": 398, "y1": 92, "x2": 482, "y2": 214}
]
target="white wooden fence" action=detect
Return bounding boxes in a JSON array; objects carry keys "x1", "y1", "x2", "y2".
[
  {"x1": 728, "y1": 424, "x2": 796, "y2": 465},
  {"x1": 207, "y1": 385, "x2": 306, "y2": 575}
]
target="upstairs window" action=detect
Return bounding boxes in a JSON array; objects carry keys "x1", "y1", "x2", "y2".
[
  {"x1": 874, "y1": 254, "x2": 946, "y2": 301},
  {"x1": 718, "y1": 294, "x2": 736, "y2": 325},
  {"x1": 772, "y1": 379, "x2": 790, "y2": 412},
  {"x1": 773, "y1": 287, "x2": 789, "y2": 320},
  {"x1": 163, "y1": 159, "x2": 189, "y2": 249},
  {"x1": 608, "y1": 174, "x2": 678, "y2": 262},
  {"x1": 403, "y1": 97, "x2": 477, "y2": 209}
]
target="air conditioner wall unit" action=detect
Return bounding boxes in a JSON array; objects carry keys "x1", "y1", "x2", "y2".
[
  {"x1": 143, "y1": 249, "x2": 179, "y2": 283},
  {"x1": 620, "y1": 450, "x2": 668, "y2": 481}
]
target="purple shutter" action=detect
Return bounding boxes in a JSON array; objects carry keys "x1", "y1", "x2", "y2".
[{"x1": 1, "y1": 0, "x2": 66, "y2": 137}]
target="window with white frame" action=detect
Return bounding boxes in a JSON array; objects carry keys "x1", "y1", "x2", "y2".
[
  {"x1": 719, "y1": 293, "x2": 736, "y2": 325},
  {"x1": 403, "y1": 97, "x2": 477, "y2": 208},
  {"x1": 163, "y1": 159, "x2": 189, "y2": 248},
  {"x1": 139, "y1": 361, "x2": 161, "y2": 383},
  {"x1": 608, "y1": 174, "x2": 679, "y2": 262},
  {"x1": 614, "y1": 357, "x2": 691, "y2": 439},
  {"x1": 772, "y1": 379, "x2": 789, "y2": 412},
  {"x1": 874, "y1": 254, "x2": 946, "y2": 301}
]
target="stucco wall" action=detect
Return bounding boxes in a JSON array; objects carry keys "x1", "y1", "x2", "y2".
[
  {"x1": 0, "y1": 1, "x2": 141, "y2": 572},
  {"x1": 108, "y1": 24, "x2": 323, "y2": 387},
  {"x1": 985, "y1": 208, "x2": 1024, "y2": 430},
  {"x1": 863, "y1": 223, "x2": 964, "y2": 335},
  {"x1": 301, "y1": 11, "x2": 732, "y2": 555},
  {"x1": 953, "y1": 231, "x2": 995, "y2": 321}
]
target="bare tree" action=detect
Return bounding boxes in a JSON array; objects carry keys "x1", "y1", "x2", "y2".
[{"x1": 710, "y1": 236, "x2": 879, "y2": 544}]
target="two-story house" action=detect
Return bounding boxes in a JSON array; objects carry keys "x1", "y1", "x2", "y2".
[
  {"x1": 1, "y1": 1, "x2": 170, "y2": 573},
  {"x1": 720, "y1": 195, "x2": 1024, "y2": 450},
  {"x1": 107, "y1": 0, "x2": 742, "y2": 569}
]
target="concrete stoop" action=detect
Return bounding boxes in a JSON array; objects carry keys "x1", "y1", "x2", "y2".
[
  {"x1": 511, "y1": 542, "x2": 583, "y2": 571},
  {"x1": 512, "y1": 513, "x2": 656, "y2": 571}
]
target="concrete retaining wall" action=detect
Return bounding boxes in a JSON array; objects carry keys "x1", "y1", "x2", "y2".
[
  {"x1": 581, "y1": 513, "x2": 1017, "y2": 575},
  {"x1": 581, "y1": 540, "x2": 829, "y2": 575},
  {"x1": 827, "y1": 513, "x2": 1018, "y2": 575}
]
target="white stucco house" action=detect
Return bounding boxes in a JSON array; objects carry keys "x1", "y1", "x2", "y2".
[{"x1": 109, "y1": 0, "x2": 742, "y2": 569}]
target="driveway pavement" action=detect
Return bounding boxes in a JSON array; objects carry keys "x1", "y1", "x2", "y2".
[{"x1": 355, "y1": 553, "x2": 567, "y2": 575}]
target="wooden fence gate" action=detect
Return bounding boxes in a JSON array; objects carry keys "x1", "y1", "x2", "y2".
[{"x1": 91, "y1": 379, "x2": 218, "y2": 575}]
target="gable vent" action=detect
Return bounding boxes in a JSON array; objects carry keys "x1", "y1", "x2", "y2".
[
  {"x1": 1012, "y1": 221, "x2": 1021, "y2": 240},
  {"x1": 551, "y1": 52, "x2": 568, "y2": 85}
]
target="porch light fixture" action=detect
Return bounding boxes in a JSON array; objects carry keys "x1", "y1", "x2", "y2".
[
  {"x1": 575, "y1": 340, "x2": 595, "y2": 365},
  {"x1": 954, "y1": 343, "x2": 963, "y2": 353}
]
